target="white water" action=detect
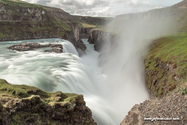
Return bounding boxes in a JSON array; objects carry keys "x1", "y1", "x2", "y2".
[{"x1": 0, "y1": 38, "x2": 149, "y2": 125}]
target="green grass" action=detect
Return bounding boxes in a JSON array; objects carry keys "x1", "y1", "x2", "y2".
[
  {"x1": 81, "y1": 23, "x2": 97, "y2": 28},
  {"x1": 0, "y1": 79, "x2": 76, "y2": 100},
  {"x1": 179, "y1": 87, "x2": 187, "y2": 95},
  {"x1": 145, "y1": 35, "x2": 187, "y2": 98},
  {"x1": 147, "y1": 36, "x2": 187, "y2": 79},
  {"x1": 55, "y1": 18, "x2": 71, "y2": 31}
]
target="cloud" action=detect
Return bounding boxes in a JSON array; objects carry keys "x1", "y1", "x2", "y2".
[
  {"x1": 21, "y1": 0, "x2": 181, "y2": 17},
  {"x1": 46, "y1": 0, "x2": 110, "y2": 9},
  {"x1": 124, "y1": 1, "x2": 163, "y2": 8}
]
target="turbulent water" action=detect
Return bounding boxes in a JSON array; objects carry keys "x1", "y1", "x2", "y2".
[{"x1": 0, "y1": 38, "x2": 149, "y2": 125}]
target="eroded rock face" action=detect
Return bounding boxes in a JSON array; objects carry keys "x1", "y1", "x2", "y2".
[
  {"x1": 7, "y1": 43, "x2": 63, "y2": 53},
  {"x1": 145, "y1": 59, "x2": 180, "y2": 98},
  {"x1": 79, "y1": 28, "x2": 93, "y2": 39},
  {"x1": 0, "y1": 79, "x2": 97, "y2": 125}
]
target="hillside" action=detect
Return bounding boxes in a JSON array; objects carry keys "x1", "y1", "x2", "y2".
[
  {"x1": 73, "y1": 15, "x2": 113, "y2": 28},
  {"x1": 0, "y1": 0, "x2": 87, "y2": 52}
]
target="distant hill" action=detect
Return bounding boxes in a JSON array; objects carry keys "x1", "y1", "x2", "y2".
[{"x1": 73, "y1": 15, "x2": 114, "y2": 28}]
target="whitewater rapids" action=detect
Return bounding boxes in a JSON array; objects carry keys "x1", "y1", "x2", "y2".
[{"x1": 0, "y1": 38, "x2": 149, "y2": 125}]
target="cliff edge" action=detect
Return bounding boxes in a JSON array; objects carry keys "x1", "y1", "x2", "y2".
[{"x1": 0, "y1": 79, "x2": 96, "y2": 125}]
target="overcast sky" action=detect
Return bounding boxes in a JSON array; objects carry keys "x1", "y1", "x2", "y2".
[{"x1": 22, "y1": 0, "x2": 183, "y2": 17}]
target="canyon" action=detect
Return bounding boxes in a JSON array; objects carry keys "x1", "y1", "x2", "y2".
[{"x1": 1, "y1": 0, "x2": 187, "y2": 124}]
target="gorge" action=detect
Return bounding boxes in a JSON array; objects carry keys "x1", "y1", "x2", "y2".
[{"x1": 1, "y1": 0, "x2": 187, "y2": 125}]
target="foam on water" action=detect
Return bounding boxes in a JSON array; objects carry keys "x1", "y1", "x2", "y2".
[{"x1": 0, "y1": 38, "x2": 149, "y2": 125}]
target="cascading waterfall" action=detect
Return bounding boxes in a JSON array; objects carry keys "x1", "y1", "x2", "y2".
[{"x1": 0, "y1": 38, "x2": 149, "y2": 125}]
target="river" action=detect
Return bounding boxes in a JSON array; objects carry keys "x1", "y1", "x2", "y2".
[{"x1": 0, "y1": 38, "x2": 149, "y2": 125}]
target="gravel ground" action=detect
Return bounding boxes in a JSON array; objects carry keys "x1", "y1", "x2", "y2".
[{"x1": 121, "y1": 93, "x2": 187, "y2": 125}]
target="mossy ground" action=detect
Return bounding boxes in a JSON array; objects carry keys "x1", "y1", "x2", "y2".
[
  {"x1": 0, "y1": 79, "x2": 76, "y2": 102},
  {"x1": 0, "y1": 79, "x2": 96, "y2": 125}
]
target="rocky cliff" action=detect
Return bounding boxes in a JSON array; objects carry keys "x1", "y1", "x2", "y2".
[
  {"x1": 74, "y1": 16, "x2": 113, "y2": 39},
  {"x1": 0, "y1": 0, "x2": 86, "y2": 53},
  {"x1": 79, "y1": 27, "x2": 93, "y2": 38},
  {"x1": 88, "y1": 29, "x2": 120, "y2": 61},
  {"x1": 0, "y1": 79, "x2": 96, "y2": 125}
]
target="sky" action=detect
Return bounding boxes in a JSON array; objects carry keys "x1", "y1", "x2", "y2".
[{"x1": 22, "y1": 0, "x2": 183, "y2": 17}]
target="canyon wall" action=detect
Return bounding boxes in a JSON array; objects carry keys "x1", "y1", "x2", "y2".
[
  {"x1": 0, "y1": 0, "x2": 85, "y2": 53},
  {"x1": 79, "y1": 27, "x2": 93, "y2": 38}
]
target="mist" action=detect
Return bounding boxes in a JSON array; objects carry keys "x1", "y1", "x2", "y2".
[{"x1": 97, "y1": 7, "x2": 176, "y2": 123}]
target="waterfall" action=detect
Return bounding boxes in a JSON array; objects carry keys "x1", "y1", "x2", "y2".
[{"x1": 0, "y1": 38, "x2": 149, "y2": 125}]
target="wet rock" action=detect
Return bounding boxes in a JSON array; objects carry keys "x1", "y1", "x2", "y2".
[
  {"x1": 7, "y1": 43, "x2": 63, "y2": 53},
  {"x1": 74, "y1": 39, "x2": 86, "y2": 56}
]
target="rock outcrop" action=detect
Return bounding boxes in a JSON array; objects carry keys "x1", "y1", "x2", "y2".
[
  {"x1": 7, "y1": 43, "x2": 63, "y2": 53},
  {"x1": 0, "y1": 0, "x2": 84, "y2": 53},
  {"x1": 79, "y1": 27, "x2": 93, "y2": 39},
  {"x1": 0, "y1": 79, "x2": 96, "y2": 125},
  {"x1": 88, "y1": 30, "x2": 119, "y2": 52},
  {"x1": 74, "y1": 39, "x2": 86, "y2": 56}
]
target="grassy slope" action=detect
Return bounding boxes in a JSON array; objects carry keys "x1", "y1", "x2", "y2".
[
  {"x1": 145, "y1": 35, "x2": 187, "y2": 97},
  {"x1": 142, "y1": 2, "x2": 187, "y2": 98}
]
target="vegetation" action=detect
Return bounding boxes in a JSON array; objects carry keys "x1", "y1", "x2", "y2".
[
  {"x1": 145, "y1": 35, "x2": 187, "y2": 98},
  {"x1": 81, "y1": 23, "x2": 97, "y2": 28},
  {"x1": 179, "y1": 87, "x2": 187, "y2": 95},
  {"x1": 0, "y1": 79, "x2": 74, "y2": 100},
  {"x1": 0, "y1": 79, "x2": 96, "y2": 125}
]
